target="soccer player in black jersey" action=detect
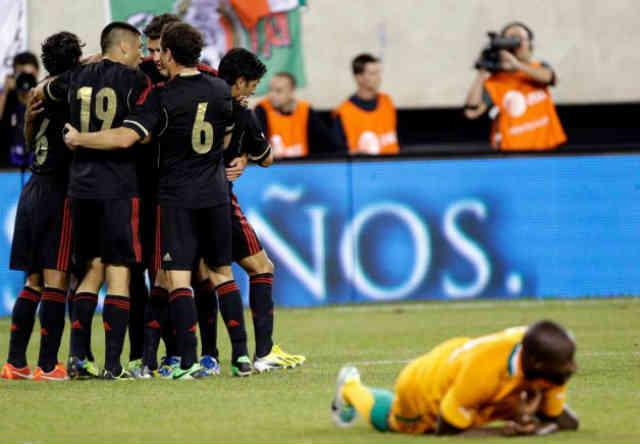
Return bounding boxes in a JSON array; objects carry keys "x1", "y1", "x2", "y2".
[
  {"x1": 216, "y1": 48, "x2": 306, "y2": 372},
  {"x1": 64, "y1": 22, "x2": 246, "y2": 379},
  {"x1": 1, "y1": 32, "x2": 84, "y2": 381},
  {"x1": 39, "y1": 21, "x2": 150, "y2": 380}
]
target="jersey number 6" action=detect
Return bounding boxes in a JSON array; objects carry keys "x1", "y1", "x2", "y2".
[{"x1": 192, "y1": 102, "x2": 214, "y2": 154}]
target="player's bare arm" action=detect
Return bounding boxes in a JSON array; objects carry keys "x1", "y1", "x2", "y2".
[
  {"x1": 63, "y1": 123, "x2": 141, "y2": 151},
  {"x1": 23, "y1": 91, "x2": 44, "y2": 148}
]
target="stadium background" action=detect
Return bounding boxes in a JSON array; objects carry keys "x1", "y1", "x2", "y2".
[{"x1": 1, "y1": 0, "x2": 639, "y2": 316}]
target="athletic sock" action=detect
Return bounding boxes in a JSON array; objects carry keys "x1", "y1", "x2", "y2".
[
  {"x1": 249, "y1": 273, "x2": 275, "y2": 358},
  {"x1": 128, "y1": 268, "x2": 148, "y2": 361},
  {"x1": 69, "y1": 292, "x2": 97, "y2": 360},
  {"x1": 7, "y1": 287, "x2": 41, "y2": 368},
  {"x1": 168, "y1": 288, "x2": 198, "y2": 370},
  {"x1": 341, "y1": 382, "x2": 393, "y2": 432},
  {"x1": 102, "y1": 295, "x2": 130, "y2": 374},
  {"x1": 143, "y1": 286, "x2": 169, "y2": 370},
  {"x1": 215, "y1": 280, "x2": 248, "y2": 361},
  {"x1": 67, "y1": 289, "x2": 75, "y2": 322},
  {"x1": 194, "y1": 279, "x2": 218, "y2": 359},
  {"x1": 37, "y1": 288, "x2": 67, "y2": 372}
]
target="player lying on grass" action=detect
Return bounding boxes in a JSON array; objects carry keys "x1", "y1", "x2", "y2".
[{"x1": 331, "y1": 320, "x2": 579, "y2": 436}]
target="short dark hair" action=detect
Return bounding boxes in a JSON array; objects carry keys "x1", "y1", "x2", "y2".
[
  {"x1": 501, "y1": 21, "x2": 535, "y2": 42},
  {"x1": 522, "y1": 320, "x2": 576, "y2": 385},
  {"x1": 352, "y1": 53, "x2": 379, "y2": 75},
  {"x1": 273, "y1": 71, "x2": 296, "y2": 88},
  {"x1": 13, "y1": 51, "x2": 39, "y2": 71},
  {"x1": 41, "y1": 32, "x2": 84, "y2": 76},
  {"x1": 161, "y1": 22, "x2": 203, "y2": 68},
  {"x1": 217, "y1": 48, "x2": 267, "y2": 86},
  {"x1": 144, "y1": 13, "x2": 180, "y2": 40},
  {"x1": 100, "y1": 21, "x2": 141, "y2": 54}
]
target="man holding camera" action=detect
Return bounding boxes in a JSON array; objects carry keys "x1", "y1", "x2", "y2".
[
  {"x1": 0, "y1": 52, "x2": 40, "y2": 167},
  {"x1": 464, "y1": 22, "x2": 566, "y2": 151}
]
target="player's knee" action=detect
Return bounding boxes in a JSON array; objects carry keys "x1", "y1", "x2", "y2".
[
  {"x1": 242, "y1": 251, "x2": 274, "y2": 275},
  {"x1": 43, "y1": 269, "x2": 68, "y2": 290}
]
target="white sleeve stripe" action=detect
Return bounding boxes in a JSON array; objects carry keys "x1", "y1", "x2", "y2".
[
  {"x1": 123, "y1": 120, "x2": 149, "y2": 138},
  {"x1": 248, "y1": 144, "x2": 271, "y2": 161}
]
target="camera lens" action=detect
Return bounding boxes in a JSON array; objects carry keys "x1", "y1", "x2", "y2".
[{"x1": 15, "y1": 72, "x2": 37, "y2": 92}]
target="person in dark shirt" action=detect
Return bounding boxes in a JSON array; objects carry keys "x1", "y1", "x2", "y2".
[
  {"x1": 1, "y1": 32, "x2": 82, "y2": 381},
  {"x1": 0, "y1": 52, "x2": 40, "y2": 168},
  {"x1": 64, "y1": 23, "x2": 246, "y2": 379},
  {"x1": 216, "y1": 48, "x2": 307, "y2": 372},
  {"x1": 38, "y1": 21, "x2": 149, "y2": 380}
]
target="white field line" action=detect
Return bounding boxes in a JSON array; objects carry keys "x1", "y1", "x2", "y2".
[
  {"x1": 320, "y1": 298, "x2": 639, "y2": 314},
  {"x1": 349, "y1": 351, "x2": 639, "y2": 367}
]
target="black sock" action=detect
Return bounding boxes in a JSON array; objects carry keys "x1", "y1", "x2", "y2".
[
  {"x1": 169, "y1": 288, "x2": 198, "y2": 370},
  {"x1": 67, "y1": 290, "x2": 75, "y2": 322},
  {"x1": 37, "y1": 288, "x2": 67, "y2": 372},
  {"x1": 194, "y1": 279, "x2": 218, "y2": 359},
  {"x1": 250, "y1": 273, "x2": 275, "y2": 358},
  {"x1": 7, "y1": 287, "x2": 41, "y2": 368},
  {"x1": 70, "y1": 293, "x2": 97, "y2": 360},
  {"x1": 103, "y1": 295, "x2": 130, "y2": 374},
  {"x1": 216, "y1": 281, "x2": 248, "y2": 361},
  {"x1": 143, "y1": 287, "x2": 169, "y2": 370},
  {"x1": 153, "y1": 286, "x2": 177, "y2": 358},
  {"x1": 128, "y1": 268, "x2": 148, "y2": 361}
]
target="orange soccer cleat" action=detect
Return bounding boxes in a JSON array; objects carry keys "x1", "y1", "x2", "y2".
[
  {"x1": 32, "y1": 363, "x2": 69, "y2": 381},
  {"x1": 1, "y1": 362, "x2": 32, "y2": 380}
]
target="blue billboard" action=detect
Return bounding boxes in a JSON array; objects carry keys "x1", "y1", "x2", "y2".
[{"x1": 1, "y1": 153, "x2": 640, "y2": 313}]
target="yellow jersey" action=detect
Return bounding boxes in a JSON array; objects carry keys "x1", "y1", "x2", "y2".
[{"x1": 389, "y1": 326, "x2": 568, "y2": 433}]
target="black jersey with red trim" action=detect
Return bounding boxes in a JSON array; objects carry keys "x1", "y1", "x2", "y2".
[
  {"x1": 30, "y1": 86, "x2": 72, "y2": 181},
  {"x1": 45, "y1": 59, "x2": 152, "y2": 199},
  {"x1": 124, "y1": 72, "x2": 233, "y2": 209},
  {"x1": 224, "y1": 101, "x2": 271, "y2": 167}
]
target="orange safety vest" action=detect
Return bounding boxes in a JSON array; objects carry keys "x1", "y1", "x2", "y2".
[
  {"x1": 484, "y1": 63, "x2": 567, "y2": 151},
  {"x1": 257, "y1": 99, "x2": 310, "y2": 158},
  {"x1": 333, "y1": 92, "x2": 399, "y2": 155}
]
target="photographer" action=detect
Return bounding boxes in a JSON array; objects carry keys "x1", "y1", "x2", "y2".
[
  {"x1": 0, "y1": 52, "x2": 40, "y2": 168},
  {"x1": 464, "y1": 22, "x2": 566, "y2": 151}
]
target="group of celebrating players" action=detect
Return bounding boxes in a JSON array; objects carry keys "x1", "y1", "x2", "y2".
[{"x1": 1, "y1": 14, "x2": 304, "y2": 381}]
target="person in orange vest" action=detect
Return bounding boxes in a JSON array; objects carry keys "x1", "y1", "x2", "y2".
[
  {"x1": 333, "y1": 53, "x2": 399, "y2": 155},
  {"x1": 464, "y1": 22, "x2": 567, "y2": 151},
  {"x1": 255, "y1": 72, "x2": 342, "y2": 158}
]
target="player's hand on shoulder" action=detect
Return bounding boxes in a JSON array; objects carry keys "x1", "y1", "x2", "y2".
[{"x1": 25, "y1": 92, "x2": 44, "y2": 122}]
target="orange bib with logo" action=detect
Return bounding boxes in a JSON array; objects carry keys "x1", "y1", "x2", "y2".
[
  {"x1": 484, "y1": 64, "x2": 567, "y2": 151},
  {"x1": 258, "y1": 99, "x2": 310, "y2": 158},
  {"x1": 333, "y1": 92, "x2": 399, "y2": 155}
]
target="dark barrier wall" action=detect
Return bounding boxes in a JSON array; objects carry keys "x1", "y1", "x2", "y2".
[{"x1": 1, "y1": 152, "x2": 639, "y2": 312}]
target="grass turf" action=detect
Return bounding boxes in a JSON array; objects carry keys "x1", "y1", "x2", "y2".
[{"x1": 1, "y1": 297, "x2": 639, "y2": 443}]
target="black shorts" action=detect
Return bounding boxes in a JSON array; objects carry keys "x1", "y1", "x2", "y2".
[
  {"x1": 230, "y1": 193, "x2": 263, "y2": 262},
  {"x1": 70, "y1": 197, "x2": 142, "y2": 268},
  {"x1": 10, "y1": 175, "x2": 72, "y2": 273},
  {"x1": 156, "y1": 204, "x2": 232, "y2": 271}
]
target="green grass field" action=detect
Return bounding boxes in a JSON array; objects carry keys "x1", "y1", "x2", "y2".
[{"x1": 1, "y1": 297, "x2": 639, "y2": 443}]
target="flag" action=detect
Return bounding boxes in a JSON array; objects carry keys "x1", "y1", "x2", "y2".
[
  {"x1": 108, "y1": 0, "x2": 306, "y2": 95},
  {"x1": 0, "y1": 0, "x2": 27, "y2": 92}
]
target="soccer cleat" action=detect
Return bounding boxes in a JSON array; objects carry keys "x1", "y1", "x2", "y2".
[
  {"x1": 331, "y1": 366, "x2": 360, "y2": 428},
  {"x1": 231, "y1": 355, "x2": 253, "y2": 377},
  {"x1": 171, "y1": 363, "x2": 207, "y2": 380},
  {"x1": 33, "y1": 363, "x2": 68, "y2": 381},
  {"x1": 254, "y1": 345, "x2": 306, "y2": 373},
  {"x1": 67, "y1": 357, "x2": 99, "y2": 380},
  {"x1": 1, "y1": 362, "x2": 32, "y2": 380},
  {"x1": 127, "y1": 359, "x2": 143, "y2": 378},
  {"x1": 101, "y1": 368, "x2": 133, "y2": 380},
  {"x1": 158, "y1": 356, "x2": 180, "y2": 378},
  {"x1": 199, "y1": 355, "x2": 220, "y2": 376}
]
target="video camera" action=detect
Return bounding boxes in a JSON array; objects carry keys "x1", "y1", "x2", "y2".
[
  {"x1": 15, "y1": 71, "x2": 37, "y2": 92},
  {"x1": 475, "y1": 32, "x2": 521, "y2": 72}
]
